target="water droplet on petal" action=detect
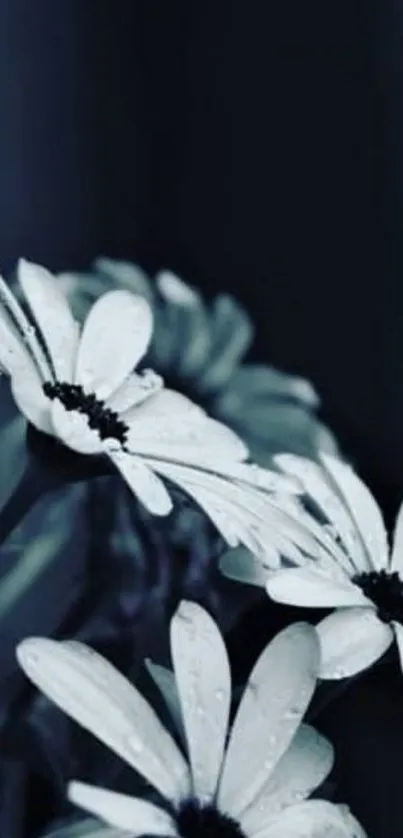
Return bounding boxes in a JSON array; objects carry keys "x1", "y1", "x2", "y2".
[{"x1": 128, "y1": 733, "x2": 144, "y2": 754}]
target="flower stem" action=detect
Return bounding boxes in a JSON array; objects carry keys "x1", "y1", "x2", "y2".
[{"x1": 0, "y1": 456, "x2": 60, "y2": 547}]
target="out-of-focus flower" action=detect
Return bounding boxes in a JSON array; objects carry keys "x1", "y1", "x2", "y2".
[
  {"x1": 222, "y1": 453, "x2": 403, "y2": 680},
  {"x1": 58, "y1": 258, "x2": 339, "y2": 464},
  {"x1": 0, "y1": 259, "x2": 302, "y2": 556},
  {"x1": 18, "y1": 603, "x2": 365, "y2": 838}
]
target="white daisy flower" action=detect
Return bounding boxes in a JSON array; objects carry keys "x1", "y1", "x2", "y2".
[
  {"x1": 17, "y1": 602, "x2": 365, "y2": 838},
  {"x1": 222, "y1": 453, "x2": 403, "y2": 679},
  {"x1": 0, "y1": 259, "x2": 300, "y2": 557},
  {"x1": 58, "y1": 258, "x2": 338, "y2": 464}
]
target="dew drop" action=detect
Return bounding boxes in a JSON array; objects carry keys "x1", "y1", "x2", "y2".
[
  {"x1": 215, "y1": 689, "x2": 225, "y2": 701},
  {"x1": 283, "y1": 706, "x2": 301, "y2": 720},
  {"x1": 128, "y1": 733, "x2": 144, "y2": 754}
]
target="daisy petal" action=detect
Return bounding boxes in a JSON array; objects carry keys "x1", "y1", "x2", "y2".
[
  {"x1": 390, "y1": 502, "x2": 403, "y2": 574},
  {"x1": 126, "y1": 390, "x2": 248, "y2": 462},
  {"x1": 16, "y1": 638, "x2": 190, "y2": 803},
  {"x1": 75, "y1": 291, "x2": 153, "y2": 400},
  {"x1": 107, "y1": 370, "x2": 163, "y2": 414},
  {"x1": 143, "y1": 460, "x2": 281, "y2": 558},
  {"x1": 11, "y1": 356, "x2": 53, "y2": 433},
  {"x1": 220, "y1": 546, "x2": 276, "y2": 586},
  {"x1": 317, "y1": 607, "x2": 393, "y2": 679},
  {"x1": 50, "y1": 400, "x2": 101, "y2": 454},
  {"x1": 197, "y1": 294, "x2": 253, "y2": 390},
  {"x1": 106, "y1": 449, "x2": 173, "y2": 515},
  {"x1": 241, "y1": 724, "x2": 334, "y2": 835},
  {"x1": 170, "y1": 602, "x2": 231, "y2": 803},
  {"x1": 223, "y1": 364, "x2": 319, "y2": 406},
  {"x1": 321, "y1": 454, "x2": 389, "y2": 572},
  {"x1": 218, "y1": 623, "x2": 320, "y2": 818},
  {"x1": 125, "y1": 389, "x2": 205, "y2": 429},
  {"x1": 392, "y1": 621, "x2": 403, "y2": 673},
  {"x1": 68, "y1": 782, "x2": 177, "y2": 836},
  {"x1": 0, "y1": 273, "x2": 51, "y2": 380},
  {"x1": 95, "y1": 257, "x2": 152, "y2": 299},
  {"x1": 18, "y1": 259, "x2": 79, "y2": 381},
  {"x1": 275, "y1": 455, "x2": 370, "y2": 573},
  {"x1": 156, "y1": 273, "x2": 211, "y2": 379},
  {"x1": 158, "y1": 270, "x2": 200, "y2": 306},
  {"x1": 44, "y1": 819, "x2": 125, "y2": 838},
  {"x1": 145, "y1": 659, "x2": 184, "y2": 739},
  {"x1": 254, "y1": 801, "x2": 366, "y2": 838},
  {"x1": 266, "y1": 567, "x2": 367, "y2": 608},
  {"x1": 0, "y1": 306, "x2": 38, "y2": 376}
]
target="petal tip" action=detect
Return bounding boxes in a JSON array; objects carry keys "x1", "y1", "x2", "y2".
[{"x1": 16, "y1": 636, "x2": 52, "y2": 677}]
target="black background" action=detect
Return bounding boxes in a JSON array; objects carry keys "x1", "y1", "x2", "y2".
[{"x1": 1, "y1": 3, "x2": 403, "y2": 836}]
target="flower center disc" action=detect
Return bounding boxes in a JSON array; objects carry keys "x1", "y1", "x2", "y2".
[
  {"x1": 176, "y1": 800, "x2": 246, "y2": 838},
  {"x1": 354, "y1": 569, "x2": 403, "y2": 623},
  {"x1": 43, "y1": 381, "x2": 128, "y2": 444}
]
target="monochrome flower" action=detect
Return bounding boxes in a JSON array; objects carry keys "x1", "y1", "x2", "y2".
[
  {"x1": 17, "y1": 602, "x2": 365, "y2": 838},
  {"x1": 0, "y1": 259, "x2": 303, "y2": 555},
  {"x1": 59, "y1": 258, "x2": 338, "y2": 464},
  {"x1": 222, "y1": 453, "x2": 403, "y2": 679}
]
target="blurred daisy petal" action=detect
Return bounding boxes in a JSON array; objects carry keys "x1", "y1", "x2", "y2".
[
  {"x1": 198, "y1": 294, "x2": 253, "y2": 390},
  {"x1": 44, "y1": 819, "x2": 126, "y2": 838},
  {"x1": 158, "y1": 270, "x2": 200, "y2": 306},
  {"x1": 220, "y1": 546, "x2": 277, "y2": 586},
  {"x1": 95, "y1": 257, "x2": 152, "y2": 298}
]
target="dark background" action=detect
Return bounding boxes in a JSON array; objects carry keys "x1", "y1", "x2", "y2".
[{"x1": 0, "y1": 2, "x2": 402, "y2": 836}]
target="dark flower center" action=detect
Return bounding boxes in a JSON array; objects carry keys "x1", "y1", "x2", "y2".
[
  {"x1": 43, "y1": 381, "x2": 128, "y2": 444},
  {"x1": 176, "y1": 800, "x2": 246, "y2": 838},
  {"x1": 353, "y1": 569, "x2": 403, "y2": 623}
]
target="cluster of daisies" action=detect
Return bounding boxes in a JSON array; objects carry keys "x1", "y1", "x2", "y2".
[{"x1": 0, "y1": 257, "x2": 399, "y2": 837}]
